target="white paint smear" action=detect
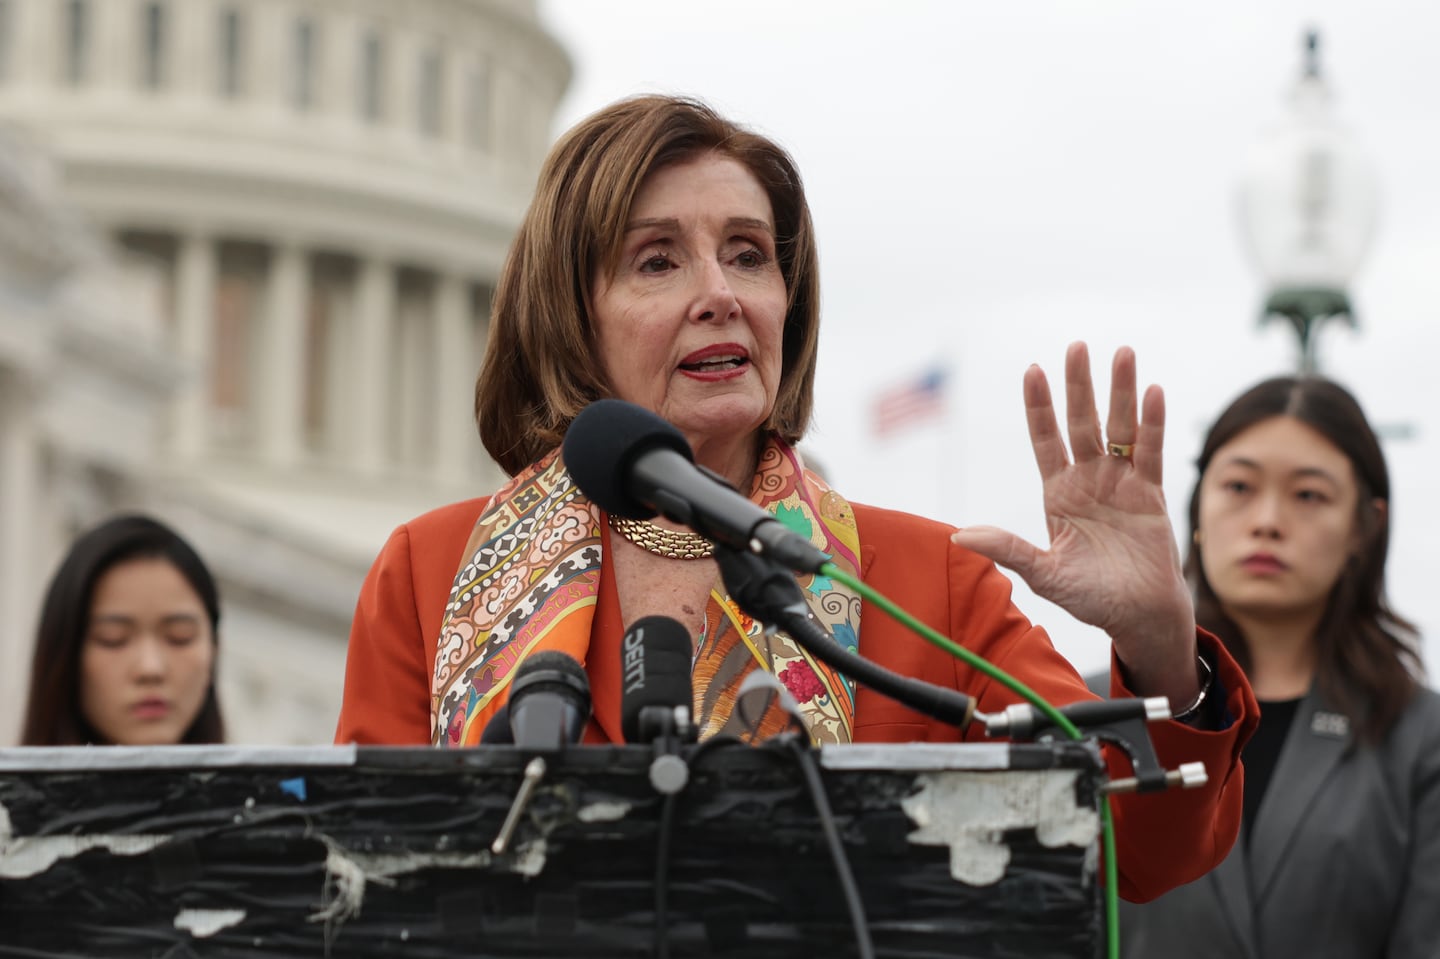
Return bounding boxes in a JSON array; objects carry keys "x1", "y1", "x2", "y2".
[
  {"x1": 576, "y1": 801, "x2": 631, "y2": 822},
  {"x1": 901, "y1": 769, "x2": 1099, "y2": 886},
  {"x1": 175, "y1": 909, "x2": 246, "y2": 938},
  {"x1": 0, "y1": 801, "x2": 166, "y2": 879}
]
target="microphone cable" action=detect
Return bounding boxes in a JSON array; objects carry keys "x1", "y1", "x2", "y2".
[
  {"x1": 649, "y1": 735, "x2": 757, "y2": 959},
  {"x1": 781, "y1": 733, "x2": 875, "y2": 959},
  {"x1": 652, "y1": 737, "x2": 724, "y2": 959},
  {"x1": 816, "y1": 560, "x2": 1123, "y2": 959},
  {"x1": 731, "y1": 672, "x2": 875, "y2": 959}
]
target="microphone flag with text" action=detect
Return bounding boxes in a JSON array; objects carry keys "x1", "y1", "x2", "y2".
[
  {"x1": 620, "y1": 615, "x2": 697, "y2": 746},
  {"x1": 563, "y1": 398, "x2": 831, "y2": 573}
]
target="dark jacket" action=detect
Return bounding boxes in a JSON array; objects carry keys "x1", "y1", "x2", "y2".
[{"x1": 1111, "y1": 681, "x2": 1440, "y2": 958}]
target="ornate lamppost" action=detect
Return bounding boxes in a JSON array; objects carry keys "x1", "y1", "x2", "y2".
[{"x1": 1236, "y1": 30, "x2": 1379, "y2": 374}]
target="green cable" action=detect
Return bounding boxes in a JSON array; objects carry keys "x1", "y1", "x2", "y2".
[{"x1": 820, "y1": 561, "x2": 1122, "y2": 959}]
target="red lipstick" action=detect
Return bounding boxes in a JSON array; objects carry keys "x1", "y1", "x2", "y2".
[{"x1": 678, "y1": 343, "x2": 750, "y2": 380}]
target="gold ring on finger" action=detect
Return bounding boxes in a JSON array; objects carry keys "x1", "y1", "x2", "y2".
[{"x1": 1107, "y1": 442, "x2": 1135, "y2": 458}]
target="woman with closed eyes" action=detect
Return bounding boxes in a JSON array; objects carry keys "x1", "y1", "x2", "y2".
[{"x1": 21, "y1": 513, "x2": 225, "y2": 746}]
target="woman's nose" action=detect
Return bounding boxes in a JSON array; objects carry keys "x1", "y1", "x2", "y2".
[
  {"x1": 132, "y1": 636, "x2": 168, "y2": 680},
  {"x1": 689, "y1": 258, "x2": 740, "y2": 323},
  {"x1": 1249, "y1": 492, "x2": 1284, "y2": 538}
]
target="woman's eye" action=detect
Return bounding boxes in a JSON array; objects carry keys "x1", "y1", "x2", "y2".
[
  {"x1": 735, "y1": 248, "x2": 767, "y2": 269},
  {"x1": 89, "y1": 633, "x2": 129, "y2": 649},
  {"x1": 1295, "y1": 489, "x2": 1328, "y2": 504},
  {"x1": 1222, "y1": 479, "x2": 1250, "y2": 494},
  {"x1": 166, "y1": 632, "x2": 200, "y2": 647},
  {"x1": 638, "y1": 253, "x2": 672, "y2": 273}
]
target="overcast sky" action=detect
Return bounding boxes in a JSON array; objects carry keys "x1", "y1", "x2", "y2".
[{"x1": 537, "y1": 1, "x2": 1440, "y2": 678}]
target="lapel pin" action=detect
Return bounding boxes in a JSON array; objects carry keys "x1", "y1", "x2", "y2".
[{"x1": 1310, "y1": 711, "x2": 1350, "y2": 739}]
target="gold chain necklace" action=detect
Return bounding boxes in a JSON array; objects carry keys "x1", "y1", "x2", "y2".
[{"x1": 609, "y1": 515, "x2": 714, "y2": 560}]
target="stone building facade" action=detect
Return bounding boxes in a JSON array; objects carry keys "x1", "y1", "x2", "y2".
[{"x1": 0, "y1": 0, "x2": 570, "y2": 743}]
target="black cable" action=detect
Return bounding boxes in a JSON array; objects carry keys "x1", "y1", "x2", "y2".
[
  {"x1": 654, "y1": 789, "x2": 679, "y2": 959},
  {"x1": 783, "y1": 736, "x2": 875, "y2": 959},
  {"x1": 714, "y1": 544, "x2": 974, "y2": 729},
  {"x1": 651, "y1": 736, "x2": 745, "y2": 959}
]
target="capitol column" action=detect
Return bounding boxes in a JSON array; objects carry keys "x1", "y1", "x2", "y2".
[
  {"x1": 170, "y1": 0, "x2": 215, "y2": 101},
  {"x1": 433, "y1": 272, "x2": 475, "y2": 483},
  {"x1": 172, "y1": 232, "x2": 217, "y2": 462},
  {"x1": 351, "y1": 256, "x2": 394, "y2": 475},
  {"x1": 0, "y1": 375, "x2": 39, "y2": 742},
  {"x1": 10, "y1": 0, "x2": 57, "y2": 90},
  {"x1": 90, "y1": 0, "x2": 133, "y2": 91},
  {"x1": 258, "y1": 242, "x2": 308, "y2": 468}
]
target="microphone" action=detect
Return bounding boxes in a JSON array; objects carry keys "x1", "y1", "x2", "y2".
[
  {"x1": 479, "y1": 703, "x2": 513, "y2": 745},
  {"x1": 621, "y1": 616, "x2": 697, "y2": 745},
  {"x1": 562, "y1": 399, "x2": 831, "y2": 573},
  {"x1": 488, "y1": 650, "x2": 592, "y2": 750},
  {"x1": 714, "y1": 544, "x2": 975, "y2": 731},
  {"x1": 484, "y1": 652, "x2": 591, "y2": 856}
]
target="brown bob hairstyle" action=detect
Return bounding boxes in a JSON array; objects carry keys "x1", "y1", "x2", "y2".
[
  {"x1": 475, "y1": 94, "x2": 821, "y2": 476},
  {"x1": 1185, "y1": 376, "x2": 1420, "y2": 741}
]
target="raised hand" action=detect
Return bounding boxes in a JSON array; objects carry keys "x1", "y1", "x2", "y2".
[{"x1": 951, "y1": 342, "x2": 1199, "y2": 705}]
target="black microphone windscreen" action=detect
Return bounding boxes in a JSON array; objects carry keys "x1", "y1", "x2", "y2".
[
  {"x1": 562, "y1": 399, "x2": 693, "y2": 519},
  {"x1": 511, "y1": 649, "x2": 592, "y2": 713},
  {"x1": 504, "y1": 649, "x2": 593, "y2": 749},
  {"x1": 620, "y1": 615, "x2": 694, "y2": 744},
  {"x1": 479, "y1": 702, "x2": 513, "y2": 745}
]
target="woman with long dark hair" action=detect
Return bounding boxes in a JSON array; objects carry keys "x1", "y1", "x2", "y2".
[
  {"x1": 21, "y1": 514, "x2": 225, "y2": 746},
  {"x1": 1119, "y1": 376, "x2": 1440, "y2": 957}
]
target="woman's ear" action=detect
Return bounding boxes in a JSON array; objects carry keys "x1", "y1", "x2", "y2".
[
  {"x1": 1351, "y1": 497, "x2": 1388, "y2": 554},
  {"x1": 1370, "y1": 497, "x2": 1389, "y2": 541}
]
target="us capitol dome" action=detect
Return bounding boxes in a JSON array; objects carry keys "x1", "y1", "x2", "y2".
[{"x1": 0, "y1": 0, "x2": 571, "y2": 743}]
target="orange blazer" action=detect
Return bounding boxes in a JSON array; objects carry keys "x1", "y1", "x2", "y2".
[{"x1": 337, "y1": 496, "x2": 1257, "y2": 903}]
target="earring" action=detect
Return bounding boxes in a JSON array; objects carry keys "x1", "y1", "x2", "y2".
[{"x1": 1192, "y1": 529, "x2": 1203, "y2": 546}]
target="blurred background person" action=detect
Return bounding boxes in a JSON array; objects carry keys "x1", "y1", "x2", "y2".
[
  {"x1": 21, "y1": 514, "x2": 226, "y2": 746},
  {"x1": 1117, "y1": 376, "x2": 1440, "y2": 957}
]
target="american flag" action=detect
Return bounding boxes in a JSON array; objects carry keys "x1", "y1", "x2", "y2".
[{"x1": 871, "y1": 367, "x2": 948, "y2": 437}]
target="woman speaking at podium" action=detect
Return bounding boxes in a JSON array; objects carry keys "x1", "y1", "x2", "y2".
[{"x1": 336, "y1": 94, "x2": 1257, "y2": 901}]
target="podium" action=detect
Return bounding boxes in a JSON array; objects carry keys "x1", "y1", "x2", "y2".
[{"x1": 0, "y1": 741, "x2": 1104, "y2": 957}]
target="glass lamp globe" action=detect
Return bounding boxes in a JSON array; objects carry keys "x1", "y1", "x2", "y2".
[{"x1": 1236, "y1": 32, "x2": 1379, "y2": 362}]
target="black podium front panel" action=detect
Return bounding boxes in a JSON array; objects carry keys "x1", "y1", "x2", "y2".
[{"x1": 0, "y1": 742, "x2": 1103, "y2": 958}]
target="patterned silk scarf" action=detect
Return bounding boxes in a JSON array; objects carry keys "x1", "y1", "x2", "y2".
[{"x1": 431, "y1": 437, "x2": 863, "y2": 747}]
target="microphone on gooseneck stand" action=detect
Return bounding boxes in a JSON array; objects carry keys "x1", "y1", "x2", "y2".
[
  {"x1": 713, "y1": 544, "x2": 976, "y2": 733},
  {"x1": 486, "y1": 650, "x2": 593, "y2": 855},
  {"x1": 562, "y1": 399, "x2": 832, "y2": 574},
  {"x1": 561, "y1": 397, "x2": 976, "y2": 732}
]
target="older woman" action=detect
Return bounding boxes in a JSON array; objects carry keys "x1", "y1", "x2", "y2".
[{"x1": 336, "y1": 94, "x2": 1256, "y2": 901}]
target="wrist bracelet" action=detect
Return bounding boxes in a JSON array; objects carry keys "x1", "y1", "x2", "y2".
[{"x1": 1171, "y1": 654, "x2": 1214, "y2": 723}]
